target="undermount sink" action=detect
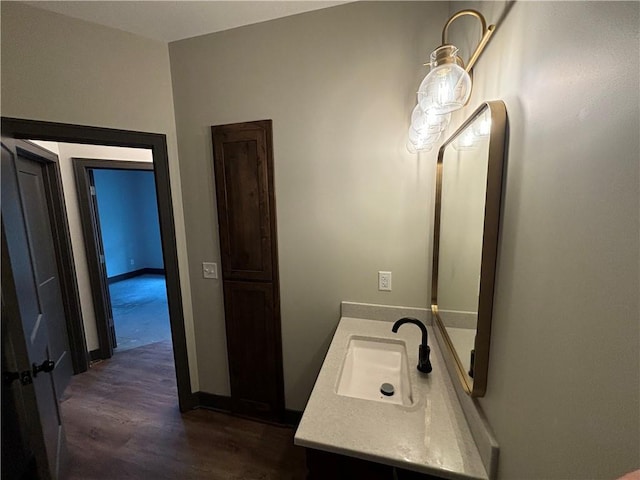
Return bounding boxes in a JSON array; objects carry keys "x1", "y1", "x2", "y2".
[{"x1": 336, "y1": 336, "x2": 414, "y2": 406}]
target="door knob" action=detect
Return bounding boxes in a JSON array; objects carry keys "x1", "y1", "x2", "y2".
[
  {"x1": 3, "y1": 370, "x2": 32, "y2": 385},
  {"x1": 32, "y1": 359, "x2": 55, "y2": 377}
]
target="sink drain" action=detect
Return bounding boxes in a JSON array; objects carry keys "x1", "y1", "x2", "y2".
[{"x1": 380, "y1": 383, "x2": 395, "y2": 396}]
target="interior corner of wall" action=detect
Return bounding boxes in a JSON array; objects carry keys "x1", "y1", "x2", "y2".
[
  {"x1": 175, "y1": 230, "x2": 199, "y2": 393},
  {"x1": 161, "y1": 142, "x2": 199, "y2": 391},
  {"x1": 176, "y1": 223, "x2": 199, "y2": 391}
]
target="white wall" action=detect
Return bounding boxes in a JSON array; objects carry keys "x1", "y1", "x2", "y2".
[
  {"x1": 31, "y1": 141, "x2": 152, "y2": 351},
  {"x1": 168, "y1": 1, "x2": 448, "y2": 409},
  {"x1": 441, "y1": 2, "x2": 639, "y2": 478},
  {"x1": 2, "y1": 2, "x2": 198, "y2": 390}
]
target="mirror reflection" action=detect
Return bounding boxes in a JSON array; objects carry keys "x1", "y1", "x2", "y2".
[
  {"x1": 438, "y1": 108, "x2": 490, "y2": 381},
  {"x1": 432, "y1": 101, "x2": 507, "y2": 397}
]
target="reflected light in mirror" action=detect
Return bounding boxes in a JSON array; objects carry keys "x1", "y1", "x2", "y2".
[
  {"x1": 451, "y1": 111, "x2": 492, "y2": 151},
  {"x1": 452, "y1": 130, "x2": 477, "y2": 151},
  {"x1": 474, "y1": 116, "x2": 492, "y2": 137}
]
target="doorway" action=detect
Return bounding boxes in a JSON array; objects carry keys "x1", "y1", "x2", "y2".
[
  {"x1": 73, "y1": 159, "x2": 172, "y2": 355},
  {"x1": 97, "y1": 168, "x2": 168, "y2": 352},
  {"x1": 96, "y1": 168, "x2": 167, "y2": 352},
  {"x1": 1, "y1": 117, "x2": 193, "y2": 412}
]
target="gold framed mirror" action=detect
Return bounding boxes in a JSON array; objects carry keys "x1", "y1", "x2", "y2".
[{"x1": 431, "y1": 100, "x2": 507, "y2": 397}]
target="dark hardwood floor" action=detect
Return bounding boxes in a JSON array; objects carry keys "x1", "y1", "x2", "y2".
[{"x1": 60, "y1": 340, "x2": 307, "y2": 479}]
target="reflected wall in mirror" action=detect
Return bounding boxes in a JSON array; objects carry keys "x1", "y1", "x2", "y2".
[{"x1": 431, "y1": 100, "x2": 507, "y2": 397}]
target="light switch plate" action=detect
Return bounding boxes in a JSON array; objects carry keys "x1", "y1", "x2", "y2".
[{"x1": 202, "y1": 262, "x2": 218, "y2": 279}]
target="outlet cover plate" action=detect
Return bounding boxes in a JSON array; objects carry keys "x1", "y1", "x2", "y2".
[{"x1": 378, "y1": 271, "x2": 392, "y2": 291}]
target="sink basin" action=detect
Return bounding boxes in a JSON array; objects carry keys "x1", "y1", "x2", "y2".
[{"x1": 336, "y1": 336, "x2": 413, "y2": 406}]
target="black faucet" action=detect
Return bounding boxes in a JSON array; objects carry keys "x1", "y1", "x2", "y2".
[{"x1": 392, "y1": 317, "x2": 432, "y2": 374}]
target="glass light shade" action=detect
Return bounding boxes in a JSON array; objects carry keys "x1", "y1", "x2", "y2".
[
  {"x1": 407, "y1": 138, "x2": 435, "y2": 153},
  {"x1": 417, "y1": 46, "x2": 472, "y2": 115},
  {"x1": 408, "y1": 127, "x2": 440, "y2": 152},
  {"x1": 410, "y1": 105, "x2": 451, "y2": 134}
]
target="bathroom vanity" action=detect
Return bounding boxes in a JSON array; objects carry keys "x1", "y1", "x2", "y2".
[
  {"x1": 294, "y1": 303, "x2": 497, "y2": 480},
  {"x1": 295, "y1": 101, "x2": 506, "y2": 479}
]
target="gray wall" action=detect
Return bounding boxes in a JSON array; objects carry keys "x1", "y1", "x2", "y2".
[
  {"x1": 1, "y1": 2, "x2": 199, "y2": 390},
  {"x1": 168, "y1": 1, "x2": 448, "y2": 407},
  {"x1": 442, "y1": 2, "x2": 639, "y2": 478}
]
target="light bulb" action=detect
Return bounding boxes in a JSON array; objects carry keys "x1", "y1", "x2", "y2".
[
  {"x1": 410, "y1": 105, "x2": 450, "y2": 134},
  {"x1": 408, "y1": 126, "x2": 441, "y2": 152},
  {"x1": 425, "y1": 109, "x2": 451, "y2": 132},
  {"x1": 437, "y1": 77, "x2": 452, "y2": 105},
  {"x1": 417, "y1": 46, "x2": 472, "y2": 115}
]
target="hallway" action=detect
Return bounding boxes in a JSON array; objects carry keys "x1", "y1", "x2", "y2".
[{"x1": 60, "y1": 341, "x2": 307, "y2": 479}]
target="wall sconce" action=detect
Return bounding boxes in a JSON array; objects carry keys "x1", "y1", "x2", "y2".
[{"x1": 407, "y1": 9, "x2": 495, "y2": 153}]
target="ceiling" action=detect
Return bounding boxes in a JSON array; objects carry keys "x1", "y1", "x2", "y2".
[{"x1": 23, "y1": 1, "x2": 350, "y2": 43}]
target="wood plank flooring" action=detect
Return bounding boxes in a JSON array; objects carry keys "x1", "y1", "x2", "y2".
[{"x1": 60, "y1": 340, "x2": 307, "y2": 479}]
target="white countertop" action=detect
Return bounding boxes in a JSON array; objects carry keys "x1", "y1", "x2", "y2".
[{"x1": 294, "y1": 316, "x2": 489, "y2": 480}]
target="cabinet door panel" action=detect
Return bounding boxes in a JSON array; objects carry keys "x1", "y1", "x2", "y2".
[
  {"x1": 223, "y1": 281, "x2": 282, "y2": 420},
  {"x1": 212, "y1": 120, "x2": 284, "y2": 422},
  {"x1": 212, "y1": 122, "x2": 273, "y2": 281}
]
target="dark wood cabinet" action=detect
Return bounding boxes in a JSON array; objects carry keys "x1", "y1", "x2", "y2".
[
  {"x1": 306, "y1": 449, "x2": 393, "y2": 479},
  {"x1": 211, "y1": 120, "x2": 284, "y2": 423},
  {"x1": 305, "y1": 448, "x2": 448, "y2": 480},
  {"x1": 223, "y1": 280, "x2": 282, "y2": 420},
  {"x1": 212, "y1": 121, "x2": 275, "y2": 282}
]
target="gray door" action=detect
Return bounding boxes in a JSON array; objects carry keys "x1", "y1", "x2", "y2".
[
  {"x1": 87, "y1": 169, "x2": 117, "y2": 350},
  {"x1": 1, "y1": 139, "x2": 72, "y2": 479}
]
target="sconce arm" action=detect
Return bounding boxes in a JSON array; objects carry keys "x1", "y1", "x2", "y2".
[{"x1": 441, "y1": 9, "x2": 496, "y2": 73}]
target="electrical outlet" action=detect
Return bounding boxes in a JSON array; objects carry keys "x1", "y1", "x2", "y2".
[
  {"x1": 378, "y1": 271, "x2": 392, "y2": 291},
  {"x1": 130, "y1": 259, "x2": 135, "y2": 266},
  {"x1": 202, "y1": 262, "x2": 218, "y2": 279}
]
